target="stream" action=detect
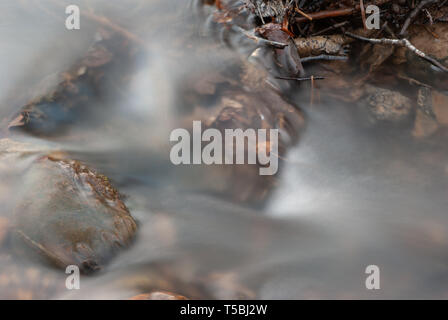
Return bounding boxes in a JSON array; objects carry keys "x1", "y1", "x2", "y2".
[{"x1": 0, "y1": 0, "x2": 447, "y2": 299}]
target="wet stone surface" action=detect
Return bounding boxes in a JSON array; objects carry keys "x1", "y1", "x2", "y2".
[
  {"x1": 0, "y1": 139, "x2": 137, "y2": 274},
  {"x1": 8, "y1": 31, "x2": 140, "y2": 137},
  {"x1": 361, "y1": 85, "x2": 414, "y2": 124}
]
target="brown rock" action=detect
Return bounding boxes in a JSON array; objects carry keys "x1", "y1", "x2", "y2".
[
  {"x1": 401, "y1": 24, "x2": 448, "y2": 90},
  {"x1": 362, "y1": 85, "x2": 414, "y2": 123},
  {"x1": 11, "y1": 154, "x2": 137, "y2": 273},
  {"x1": 413, "y1": 109, "x2": 439, "y2": 138},
  {"x1": 130, "y1": 291, "x2": 188, "y2": 300},
  {"x1": 432, "y1": 91, "x2": 448, "y2": 126}
]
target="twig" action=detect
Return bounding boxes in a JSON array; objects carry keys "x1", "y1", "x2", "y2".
[
  {"x1": 311, "y1": 21, "x2": 350, "y2": 36},
  {"x1": 295, "y1": 1, "x2": 393, "y2": 23},
  {"x1": 295, "y1": 8, "x2": 313, "y2": 21},
  {"x1": 256, "y1": 2, "x2": 266, "y2": 24},
  {"x1": 424, "y1": 8, "x2": 434, "y2": 25},
  {"x1": 310, "y1": 75, "x2": 315, "y2": 106},
  {"x1": 232, "y1": 25, "x2": 288, "y2": 48},
  {"x1": 360, "y1": 0, "x2": 367, "y2": 30},
  {"x1": 423, "y1": 25, "x2": 439, "y2": 38},
  {"x1": 344, "y1": 31, "x2": 448, "y2": 72},
  {"x1": 399, "y1": 0, "x2": 439, "y2": 36},
  {"x1": 300, "y1": 55, "x2": 348, "y2": 63},
  {"x1": 295, "y1": 8, "x2": 355, "y2": 23},
  {"x1": 397, "y1": 73, "x2": 433, "y2": 88},
  {"x1": 49, "y1": 0, "x2": 146, "y2": 47},
  {"x1": 79, "y1": 10, "x2": 146, "y2": 47}
]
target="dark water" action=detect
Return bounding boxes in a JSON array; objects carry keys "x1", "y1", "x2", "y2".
[{"x1": 1, "y1": 0, "x2": 448, "y2": 299}]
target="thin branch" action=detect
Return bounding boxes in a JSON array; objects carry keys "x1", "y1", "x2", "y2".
[
  {"x1": 232, "y1": 25, "x2": 288, "y2": 48},
  {"x1": 344, "y1": 31, "x2": 448, "y2": 72},
  {"x1": 300, "y1": 55, "x2": 349, "y2": 63},
  {"x1": 311, "y1": 21, "x2": 350, "y2": 36},
  {"x1": 360, "y1": 0, "x2": 367, "y2": 30},
  {"x1": 295, "y1": 8, "x2": 313, "y2": 21},
  {"x1": 399, "y1": 0, "x2": 439, "y2": 36},
  {"x1": 256, "y1": 2, "x2": 266, "y2": 24},
  {"x1": 49, "y1": 0, "x2": 146, "y2": 47},
  {"x1": 295, "y1": 8, "x2": 355, "y2": 23},
  {"x1": 294, "y1": 1, "x2": 393, "y2": 23}
]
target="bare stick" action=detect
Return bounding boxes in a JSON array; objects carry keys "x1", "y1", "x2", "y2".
[
  {"x1": 232, "y1": 25, "x2": 288, "y2": 48},
  {"x1": 300, "y1": 55, "x2": 348, "y2": 63},
  {"x1": 295, "y1": 8, "x2": 355, "y2": 23},
  {"x1": 295, "y1": 1, "x2": 393, "y2": 23},
  {"x1": 49, "y1": 0, "x2": 146, "y2": 47},
  {"x1": 360, "y1": 0, "x2": 367, "y2": 30},
  {"x1": 399, "y1": 0, "x2": 439, "y2": 36},
  {"x1": 311, "y1": 21, "x2": 350, "y2": 36},
  {"x1": 256, "y1": 2, "x2": 266, "y2": 24},
  {"x1": 344, "y1": 31, "x2": 448, "y2": 72},
  {"x1": 295, "y1": 8, "x2": 313, "y2": 21}
]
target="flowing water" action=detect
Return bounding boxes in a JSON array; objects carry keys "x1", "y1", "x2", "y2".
[{"x1": 0, "y1": 0, "x2": 448, "y2": 299}]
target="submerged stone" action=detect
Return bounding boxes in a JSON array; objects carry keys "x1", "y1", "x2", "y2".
[
  {"x1": 361, "y1": 85, "x2": 414, "y2": 124},
  {"x1": 2, "y1": 141, "x2": 137, "y2": 273}
]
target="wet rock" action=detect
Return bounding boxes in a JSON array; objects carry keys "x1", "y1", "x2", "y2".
[
  {"x1": 413, "y1": 109, "x2": 439, "y2": 138},
  {"x1": 360, "y1": 85, "x2": 414, "y2": 124},
  {"x1": 247, "y1": 0, "x2": 287, "y2": 21},
  {"x1": 395, "y1": 23, "x2": 448, "y2": 90},
  {"x1": 197, "y1": 0, "x2": 303, "y2": 89},
  {"x1": 130, "y1": 291, "x2": 188, "y2": 300},
  {"x1": 8, "y1": 31, "x2": 139, "y2": 136},
  {"x1": 294, "y1": 34, "x2": 352, "y2": 57},
  {"x1": 6, "y1": 146, "x2": 137, "y2": 273},
  {"x1": 432, "y1": 91, "x2": 448, "y2": 126},
  {"x1": 412, "y1": 88, "x2": 448, "y2": 138},
  {"x1": 176, "y1": 56, "x2": 305, "y2": 204},
  {"x1": 256, "y1": 23, "x2": 304, "y2": 78}
]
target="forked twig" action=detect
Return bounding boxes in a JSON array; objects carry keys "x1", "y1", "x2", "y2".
[
  {"x1": 399, "y1": 0, "x2": 439, "y2": 36},
  {"x1": 344, "y1": 31, "x2": 448, "y2": 72}
]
